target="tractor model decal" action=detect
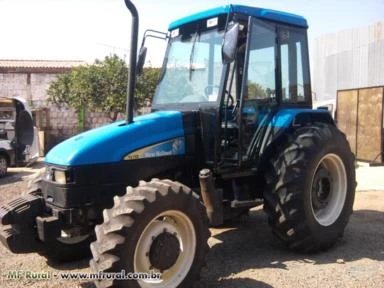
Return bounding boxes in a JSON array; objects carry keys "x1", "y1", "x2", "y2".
[{"x1": 124, "y1": 137, "x2": 185, "y2": 160}]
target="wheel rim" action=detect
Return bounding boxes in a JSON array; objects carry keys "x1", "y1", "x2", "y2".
[
  {"x1": 134, "y1": 210, "x2": 196, "y2": 288},
  {"x1": 57, "y1": 231, "x2": 89, "y2": 245},
  {"x1": 311, "y1": 153, "x2": 347, "y2": 226},
  {"x1": 0, "y1": 157, "x2": 7, "y2": 176}
]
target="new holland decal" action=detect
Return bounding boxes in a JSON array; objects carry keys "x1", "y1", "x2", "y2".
[{"x1": 124, "y1": 137, "x2": 185, "y2": 160}]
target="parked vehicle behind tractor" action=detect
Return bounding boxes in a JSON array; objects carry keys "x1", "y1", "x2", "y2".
[
  {"x1": 0, "y1": 1, "x2": 355, "y2": 288},
  {"x1": 0, "y1": 96, "x2": 39, "y2": 177}
]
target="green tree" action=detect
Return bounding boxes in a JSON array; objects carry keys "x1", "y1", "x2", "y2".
[
  {"x1": 135, "y1": 67, "x2": 161, "y2": 110},
  {"x1": 47, "y1": 55, "x2": 161, "y2": 122},
  {"x1": 247, "y1": 81, "x2": 267, "y2": 99}
]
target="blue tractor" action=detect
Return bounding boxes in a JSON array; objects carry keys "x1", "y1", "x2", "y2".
[{"x1": 0, "y1": 1, "x2": 355, "y2": 287}]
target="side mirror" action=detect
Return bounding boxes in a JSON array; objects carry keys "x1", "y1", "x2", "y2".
[
  {"x1": 222, "y1": 23, "x2": 239, "y2": 64},
  {"x1": 137, "y1": 46, "x2": 147, "y2": 76}
]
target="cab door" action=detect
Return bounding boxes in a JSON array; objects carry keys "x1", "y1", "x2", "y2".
[
  {"x1": 237, "y1": 18, "x2": 278, "y2": 165},
  {"x1": 237, "y1": 17, "x2": 312, "y2": 165}
]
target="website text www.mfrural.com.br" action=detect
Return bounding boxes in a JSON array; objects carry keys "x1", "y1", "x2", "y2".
[{"x1": 3, "y1": 270, "x2": 161, "y2": 281}]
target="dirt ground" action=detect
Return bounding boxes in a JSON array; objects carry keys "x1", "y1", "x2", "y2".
[{"x1": 0, "y1": 161, "x2": 383, "y2": 288}]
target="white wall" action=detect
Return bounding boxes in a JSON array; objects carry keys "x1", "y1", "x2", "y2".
[
  {"x1": 0, "y1": 73, "x2": 28, "y2": 98},
  {"x1": 312, "y1": 21, "x2": 384, "y2": 102},
  {"x1": 0, "y1": 72, "x2": 58, "y2": 104}
]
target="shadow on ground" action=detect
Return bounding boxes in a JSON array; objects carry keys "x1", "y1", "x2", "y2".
[
  {"x1": 0, "y1": 160, "x2": 44, "y2": 186},
  {"x1": 79, "y1": 277, "x2": 273, "y2": 288},
  {"x1": 197, "y1": 208, "x2": 384, "y2": 286},
  {"x1": 48, "y1": 206, "x2": 384, "y2": 288},
  {"x1": 47, "y1": 257, "x2": 91, "y2": 270},
  {"x1": 0, "y1": 171, "x2": 35, "y2": 185}
]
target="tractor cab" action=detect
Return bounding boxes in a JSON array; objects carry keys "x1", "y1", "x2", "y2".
[{"x1": 151, "y1": 5, "x2": 316, "y2": 175}]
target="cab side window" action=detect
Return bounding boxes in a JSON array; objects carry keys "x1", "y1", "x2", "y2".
[
  {"x1": 279, "y1": 28, "x2": 311, "y2": 104},
  {"x1": 246, "y1": 21, "x2": 276, "y2": 102}
]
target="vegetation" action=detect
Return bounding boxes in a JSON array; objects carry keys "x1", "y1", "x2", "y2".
[
  {"x1": 247, "y1": 81, "x2": 267, "y2": 99},
  {"x1": 47, "y1": 55, "x2": 161, "y2": 121}
]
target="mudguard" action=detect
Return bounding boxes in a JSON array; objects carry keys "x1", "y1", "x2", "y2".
[{"x1": 269, "y1": 108, "x2": 334, "y2": 128}]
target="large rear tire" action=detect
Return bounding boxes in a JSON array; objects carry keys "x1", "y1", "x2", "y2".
[
  {"x1": 90, "y1": 179, "x2": 210, "y2": 288},
  {"x1": 264, "y1": 123, "x2": 355, "y2": 251}
]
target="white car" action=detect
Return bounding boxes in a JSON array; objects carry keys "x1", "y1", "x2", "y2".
[{"x1": 0, "y1": 96, "x2": 39, "y2": 177}]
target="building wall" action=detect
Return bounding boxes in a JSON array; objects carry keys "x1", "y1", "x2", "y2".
[
  {"x1": 31, "y1": 74, "x2": 58, "y2": 101},
  {"x1": 34, "y1": 102, "x2": 124, "y2": 152},
  {"x1": 0, "y1": 73, "x2": 58, "y2": 101},
  {"x1": 312, "y1": 21, "x2": 384, "y2": 101},
  {"x1": 0, "y1": 71, "x2": 123, "y2": 152},
  {"x1": 0, "y1": 73, "x2": 28, "y2": 99}
]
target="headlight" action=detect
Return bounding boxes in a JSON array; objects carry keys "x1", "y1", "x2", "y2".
[
  {"x1": 54, "y1": 170, "x2": 67, "y2": 184},
  {"x1": 45, "y1": 166, "x2": 72, "y2": 184}
]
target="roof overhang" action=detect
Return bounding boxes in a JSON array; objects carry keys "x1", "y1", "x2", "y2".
[{"x1": 168, "y1": 4, "x2": 308, "y2": 30}]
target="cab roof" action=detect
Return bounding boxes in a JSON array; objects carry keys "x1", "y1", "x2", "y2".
[{"x1": 168, "y1": 4, "x2": 308, "y2": 30}]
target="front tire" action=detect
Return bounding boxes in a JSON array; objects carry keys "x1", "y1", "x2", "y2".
[
  {"x1": 90, "y1": 179, "x2": 210, "y2": 288},
  {"x1": 39, "y1": 234, "x2": 94, "y2": 261},
  {"x1": 264, "y1": 123, "x2": 355, "y2": 251}
]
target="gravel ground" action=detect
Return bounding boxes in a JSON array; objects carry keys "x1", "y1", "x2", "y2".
[{"x1": 0, "y1": 161, "x2": 383, "y2": 288}]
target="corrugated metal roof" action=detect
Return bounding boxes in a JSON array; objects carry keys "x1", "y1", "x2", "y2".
[
  {"x1": 0, "y1": 59, "x2": 84, "y2": 69},
  {"x1": 0, "y1": 59, "x2": 85, "y2": 74}
]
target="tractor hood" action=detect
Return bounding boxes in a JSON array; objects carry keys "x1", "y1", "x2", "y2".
[{"x1": 45, "y1": 111, "x2": 185, "y2": 166}]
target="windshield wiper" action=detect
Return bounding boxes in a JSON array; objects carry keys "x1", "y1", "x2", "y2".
[
  {"x1": 189, "y1": 31, "x2": 199, "y2": 81},
  {"x1": 159, "y1": 56, "x2": 169, "y2": 82}
]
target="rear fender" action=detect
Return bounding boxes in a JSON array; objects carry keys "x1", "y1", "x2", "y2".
[
  {"x1": 269, "y1": 108, "x2": 334, "y2": 129},
  {"x1": 257, "y1": 109, "x2": 335, "y2": 169}
]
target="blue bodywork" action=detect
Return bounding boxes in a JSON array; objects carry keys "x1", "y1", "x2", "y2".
[
  {"x1": 269, "y1": 108, "x2": 332, "y2": 127},
  {"x1": 241, "y1": 106, "x2": 332, "y2": 127},
  {"x1": 45, "y1": 111, "x2": 185, "y2": 166},
  {"x1": 45, "y1": 108, "x2": 330, "y2": 166},
  {"x1": 168, "y1": 4, "x2": 308, "y2": 30}
]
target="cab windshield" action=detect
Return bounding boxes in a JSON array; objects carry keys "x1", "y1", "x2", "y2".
[{"x1": 153, "y1": 28, "x2": 225, "y2": 106}]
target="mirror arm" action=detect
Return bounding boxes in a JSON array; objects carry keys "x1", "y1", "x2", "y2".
[
  {"x1": 137, "y1": 30, "x2": 168, "y2": 76},
  {"x1": 140, "y1": 29, "x2": 168, "y2": 49}
]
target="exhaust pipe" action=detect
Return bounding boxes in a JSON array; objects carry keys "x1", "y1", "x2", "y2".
[
  {"x1": 124, "y1": 0, "x2": 139, "y2": 124},
  {"x1": 199, "y1": 169, "x2": 223, "y2": 226}
]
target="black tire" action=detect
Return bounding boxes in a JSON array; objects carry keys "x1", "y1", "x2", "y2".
[
  {"x1": 264, "y1": 123, "x2": 355, "y2": 252},
  {"x1": 0, "y1": 155, "x2": 8, "y2": 177},
  {"x1": 39, "y1": 234, "x2": 94, "y2": 262},
  {"x1": 26, "y1": 172, "x2": 93, "y2": 261},
  {"x1": 90, "y1": 179, "x2": 210, "y2": 288}
]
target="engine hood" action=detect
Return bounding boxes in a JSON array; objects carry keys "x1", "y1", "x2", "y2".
[{"x1": 45, "y1": 111, "x2": 185, "y2": 166}]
